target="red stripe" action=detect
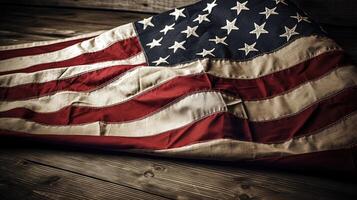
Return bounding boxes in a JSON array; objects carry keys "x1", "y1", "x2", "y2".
[
  {"x1": 0, "y1": 51, "x2": 345, "y2": 101},
  {"x1": 0, "y1": 112, "x2": 237, "y2": 150},
  {"x1": 0, "y1": 37, "x2": 94, "y2": 61},
  {"x1": 2, "y1": 129, "x2": 355, "y2": 174},
  {"x1": 0, "y1": 51, "x2": 354, "y2": 145},
  {"x1": 0, "y1": 74, "x2": 212, "y2": 124},
  {"x1": 0, "y1": 37, "x2": 142, "y2": 75},
  {"x1": 239, "y1": 87, "x2": 357, "y2": 143},
  {"x1": 0, "y1": 52, "x2": 352, "y2": 128},
  {"x1": 0, "y1": 63, "x2": 145, "y2": 101},
  {"x1": 1, "y1": 113, "x2": 356, "y2": 175},
  {"x1": 1, "y1": 86, "x2": 356, "y2": 146},
  {"x1": 211, "y1": 50, "x2": 346, "y2": 100}
]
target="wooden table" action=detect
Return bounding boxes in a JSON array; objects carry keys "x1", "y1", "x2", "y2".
[{"x1": 0, "y1": 3, "x2": 357, "y2": 200}]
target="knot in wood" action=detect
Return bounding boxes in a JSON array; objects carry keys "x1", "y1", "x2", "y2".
[
  {"x1": 152, "y1": 164, "x2": 165, "y2": 171},
  {"x1": 143, "y1": 170, "x2": 155, "y2": 178}
]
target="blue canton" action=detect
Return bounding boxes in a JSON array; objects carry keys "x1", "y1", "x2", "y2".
[{"x1": 134, "y1": 0, "x2": 324, "y2": 66}]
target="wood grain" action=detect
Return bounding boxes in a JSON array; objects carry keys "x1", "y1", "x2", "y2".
[
  {"x1": 0, "y1": 151, "x2": 168, "y2": 200},
  {"x1": 1, "y1": 0, "x2": 357, "y2": 27},
  {"x1": 1, "y1": 148, "x2": 356, "y2": 200},
  {"x1": 0, "y1": 0, "x2": 196, "y2": 13},
  {"x1": 0, "y1": 3, "x2": 356, "y2": 200},
  {"x1": 0, "y1": 5, "x2": 150, "y2": 45}
]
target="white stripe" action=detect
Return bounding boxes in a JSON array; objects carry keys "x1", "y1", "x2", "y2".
[
  {"x1": 244, "y1": 65, "x2": 357, "y2": 121},
  {"x1": 0, "y1": 52, "x2": 146, "y2": 87},
  {"x1": 0, "y1": 30, "x2": 105, "y2": 51},
  {"x1": 0, "y1": 59, "x2": 207, "y2": 112},
  {"x1": 0, "y1": 23, "x2": 136, "y2": 72},
  {"x1": 0, "y1": 36, "x2": 338, "y2": 88},
  {"x1": 146, "y1": 112, "x2": 357, "y2": 160},
  {"x1": 0, "y1": 91, "x2": 244, "y2": 137},
  {"x1": 209, "y1": 36, "x2": 341, "y2": 79},
  {"x1": 1, "y1": 63, "x2": 355, "y2": 125},
  {"x1": 0, "y1": 62, "x2": 355, "y2": 124}
]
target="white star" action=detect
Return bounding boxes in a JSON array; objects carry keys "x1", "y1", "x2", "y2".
[
  {"x1": 138, "y1": 17, "x2": 154, "y2": 30},
  {"x1": 153, "y1": 55, "x2": 170, "y2": 66},
  {"x1": 169, "y1": 41, "x2": 186, "y2": 53},
  {"x1": 209, "y1": 36, "x2": 228, "y2": 45},
  {"x1": 280, "y1": 25, "x2": 299, "y2": 41},
  {"x1": 160, "y1": 23, "x2": 175, "y2": 35},
  {"x1": 231, "y1": 1, "x2": 249, "y2": 15},
  {"x1": 259, "y1": 7, "x2": 278, "y2": 19},
  {"x1": 170, "y1": 8, "x2": 186, "y2": 20},
  {"x1": 196, "y1": 48, "x2": 215, "y2": 57},
  {"x1": 203, "y1": 0, "x2": 217, "y2": 14},
  {"x1": 239, "y1": 42, "x2": 258, "y2": 55},
  {"x1": 291, "y1": 12, "x2": 311, "y2": 23},
  {"x1": 181, "y1": 25, "x2": 199, "y2": 38},
  {"x1": 221, "y1": 19, "x2": 239, "y2": 35},
  {"x1": 275, "y1": 0, "x2": 288, "y2": 5},
  {"x1": 249, "y1": 22, "x2": 269, "y2": 39},
  {"x1": 146, "y1": 37, "x2": 163, "y2": 49},
  {"x1": 193, "y1": 14, "x2": 210, "y2": 24}
]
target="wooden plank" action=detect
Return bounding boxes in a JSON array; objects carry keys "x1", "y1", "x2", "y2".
[
  {"x1": 1, "y1": 0, "x2": 357, "y2": 27},
  {"x1": 2, "y1": 148, "x2": 356, "y2": 200},
  {"x1": 1, "y1": 5, "x2": 149, "y2": 26},
  {"x1": 0, "y1": 30, "x2": 60, "y2": 46},
  {"x1": 0, "y1": 151, "x2": 168, "y2": 200},
  {"x1": 0, "y1": 0, "x2": 196, "y2": 13},
  {"x1": 0, "y1": 5, "x2": 150, "y2": 45},
  {"x1": 0, "y1": 4, "x2": 356, "y2": 200}
]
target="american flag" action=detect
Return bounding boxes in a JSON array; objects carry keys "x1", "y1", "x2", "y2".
[{"x1": 0, "y1": 0, "x2": 356, "y2": 172}]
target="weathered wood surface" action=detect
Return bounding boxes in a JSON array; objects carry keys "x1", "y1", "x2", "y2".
[
  {"x1": 0, "y1": 0, "x2": 196, "y2": 13},
  {"x1": 0, "y1": 5, "x2": 149, "y2": 44},
  {"x1": 0, "y1": 3, "x2": 357, "y2": 200},
  {"x1": 1, "y1": 0, "x2": 357, "y2": 26},
  {"x1": 1, "y1": 148, "x2": 356, "y2": 200},
  {"x1": 0, "y1": 150, "x2": 168, "y2": 200}
]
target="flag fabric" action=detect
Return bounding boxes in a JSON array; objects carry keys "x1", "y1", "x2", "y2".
[{"x1": 0, "y1": 0, "x2": 356, "y2": 173}]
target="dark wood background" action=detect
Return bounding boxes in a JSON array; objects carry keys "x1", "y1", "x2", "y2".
[
  {"x1": 1, "y1": 0, "x2": 357, "y2": 23},
  {"x1": 0, "y1": 0, "x2": 357, "y2": 199},
  {"x1": 1, "y1": 0, "x2": 357, "y2": 25}
]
